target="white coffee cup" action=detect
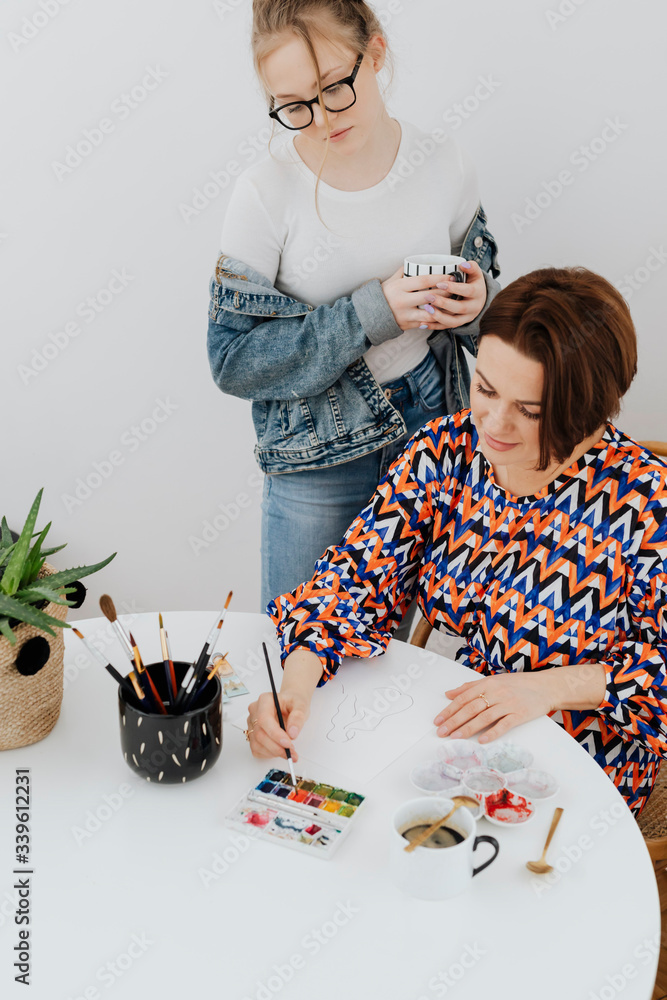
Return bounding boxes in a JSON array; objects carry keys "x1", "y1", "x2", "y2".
[
  {"x1": 390, "y1": 797, "x2": 499, "y2": 900},
  {"x1": 403, "y1": 253, "x2": 468, "y2": 281}
]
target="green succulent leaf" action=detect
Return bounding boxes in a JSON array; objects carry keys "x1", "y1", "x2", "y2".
[
  {"x1": 0, "y1": 591, "x2": 66, "y2": 636},
  {"x1": 0, "y1": 489, "x2": 44, "y2": 596},
  {"x1": 0, "y1": 518, "x2": 13, "y2": 550},
  {"x1": 15, "y1": 584, "x2": 76, "y2": 607},
  {"x1": 39, "y1": 543, "x2": 67, "y2": 559},
  {"x1": 44, "y1": 552, "x2": 116, "y2": 589},
  {"x1": 20, "y1": 522, "x2": 52, "y2": 588},
  {"x1": 0, "y1": 617, "x2": 16, "y2": 645},
  {"x1": 0, "y1": 541, "x2": 17, "y2": 571}
]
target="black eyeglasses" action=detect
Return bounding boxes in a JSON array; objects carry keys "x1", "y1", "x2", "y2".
[{"x1": 268, "y1": 53, "x2": 363, "y2": 130}]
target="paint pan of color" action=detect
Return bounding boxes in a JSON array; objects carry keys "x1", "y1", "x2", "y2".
[
  {"x1": 410, "y1": 760, "x2": 464, "y2": 795},
  {"x1": 435, "y1": 739, "x2": 485, "y2": 772},
  {"x1": 482, "y1": 742, "x2": 534, "y2": 774},
  {"x1": 225, "y1": 771, "x2": 367, "y2": 859},
  {"x1": 461, "y1": 767, "x2": 506, "y2": 804},
  {"x1": 506, "y1": 769, "x2": 559, "y2": 801},
  {"x1": 483, "y1": 788, "x2": 535, "y2": 827}
]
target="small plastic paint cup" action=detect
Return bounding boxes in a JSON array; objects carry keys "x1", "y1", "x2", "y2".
[
  {"x1": 435, "y1": 739, "x2": 485, "y2": 772},
  {"x1": 461, "y1": 767, "x2": 507, "y2": 807},
  {"x1": 482, "y1": 742, "x2": 534, "y2": 774},
  {"x1": 484, "y1": 788, "x2": 535, "y2": 827},
  {"x1": 313, "y1": 783, "x2": 334, "y2": 797},
  {"x1": 410, "y1": 760, "x2": 464, "y2": 796},
  {"x1": 346, "y1": 792, "x2": 364, "y2": 806},
  {"x1": 298, "y1": 779, "x2": 316, "y2": 792},
  {"x1": 118, "y1": 661, "x2": 222, "y2": 785},
  {"x1": 305, "y1": 794, "x2": 324, "y2": 808},
  {"x1": 506, "y1": 768, "x2": 559, "y2": 801}
]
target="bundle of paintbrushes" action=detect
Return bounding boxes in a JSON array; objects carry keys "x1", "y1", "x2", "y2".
[{"x1": 73, "y1": 592, "x2": 233, "y2": 715}]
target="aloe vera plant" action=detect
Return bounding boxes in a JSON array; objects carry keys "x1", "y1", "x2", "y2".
[{"x1": 0, "y1": 488, "x2": 115, "y2": 645}]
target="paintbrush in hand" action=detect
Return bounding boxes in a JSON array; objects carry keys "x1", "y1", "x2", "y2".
[{"x1": 262, "y1": 641, "x2": 296, "y2": 786}]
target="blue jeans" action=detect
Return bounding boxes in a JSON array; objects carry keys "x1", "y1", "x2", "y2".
[{"x1": 261, "y1": 349, "x2": 449, "y2": 642}]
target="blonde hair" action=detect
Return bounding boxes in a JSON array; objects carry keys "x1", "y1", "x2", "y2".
[{"x1": 251, "y1": 0, "x2": 394, "y2": 226}]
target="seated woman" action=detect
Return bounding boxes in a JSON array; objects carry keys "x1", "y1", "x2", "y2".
[{"x1": 246, "y1": 266, "x2": 667, "y2": 816}]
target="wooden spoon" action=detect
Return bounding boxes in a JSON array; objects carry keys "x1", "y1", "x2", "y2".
[
  {"x1": 403, "y1": 796, "x2": 480, "y2": 853},
  {"x1": 526, "y1": 807, "x2": 564, "y2": 874}
]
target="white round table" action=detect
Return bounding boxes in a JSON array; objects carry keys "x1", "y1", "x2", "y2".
[{"x1": 0, "y1": 611, "x2": 659, "y2": 999}]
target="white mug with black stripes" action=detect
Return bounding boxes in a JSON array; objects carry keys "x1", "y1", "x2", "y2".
[
  {"x1": 403, "y1": 253, "x2": 468, "y2": 281},
  {"x1": 404, "y1": 254, "x2": 467, "y2": 312}
]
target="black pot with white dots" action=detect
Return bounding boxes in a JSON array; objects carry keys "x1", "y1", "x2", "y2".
[{"x1": 118, "y1": 661, "x2": 222, "y2": 783}]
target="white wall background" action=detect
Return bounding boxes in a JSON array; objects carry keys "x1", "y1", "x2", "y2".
[{"x1": 2, "y1": 0, "x2": 665, "y2": 623}]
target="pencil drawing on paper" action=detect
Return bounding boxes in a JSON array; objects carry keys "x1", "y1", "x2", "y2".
[{"x1": 325, "y1": 683, "x2": 414, "y2": 743}]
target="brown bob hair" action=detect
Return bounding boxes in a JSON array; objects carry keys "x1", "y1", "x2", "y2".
[{"x1": 477, "y1": 267, "x2": 637, "y2": 470}]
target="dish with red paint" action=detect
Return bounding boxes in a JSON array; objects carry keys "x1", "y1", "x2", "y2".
[{"x1": 483, "y1": 788, "x2": 535, "y2": 826}]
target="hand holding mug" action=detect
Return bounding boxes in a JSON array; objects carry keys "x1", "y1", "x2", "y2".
[
  {"x1": 382, "y1": 258, "x2": 487, "y2": 332},
  {"x1": 380, "y1": 266, "x2": 457, "y2": 332}
]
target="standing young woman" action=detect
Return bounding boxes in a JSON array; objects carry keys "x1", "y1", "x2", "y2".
[{"x1": 207, "y1": 0, "x2": 500, "y2": 636}]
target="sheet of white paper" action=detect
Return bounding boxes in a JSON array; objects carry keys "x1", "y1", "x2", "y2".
[{"x1": 230, "y1": 641, "x2": 472, "y2": 784}]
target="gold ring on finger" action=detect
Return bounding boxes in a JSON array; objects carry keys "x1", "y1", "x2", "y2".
[{"x1": 479, "y1": 693, "x2": 490, "y2": 710}]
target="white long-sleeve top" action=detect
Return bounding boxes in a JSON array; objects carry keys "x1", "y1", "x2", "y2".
[{"x1": 219, "y1": 117, "x2": 480, "y2": 385}]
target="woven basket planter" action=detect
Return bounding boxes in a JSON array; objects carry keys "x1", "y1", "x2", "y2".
[{"x1": 0, "y1": 562, "x2": 69, "y2": 751}]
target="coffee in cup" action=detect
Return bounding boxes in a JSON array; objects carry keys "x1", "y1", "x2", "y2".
[
  {"x1": 400, "y1": 822, "x2": 467, "y2": 849},
  {"x1": 390, "y1": 797, "x2": 499, "y2": 900}
]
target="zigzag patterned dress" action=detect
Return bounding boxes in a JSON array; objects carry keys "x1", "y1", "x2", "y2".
[{"x1": 268, "y1": 410, "x2": 667, "y2": 815}]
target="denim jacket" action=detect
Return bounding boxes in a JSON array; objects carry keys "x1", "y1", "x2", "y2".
[{"x1": 207, "y1": 202, "x2": 501, "y2": 474}]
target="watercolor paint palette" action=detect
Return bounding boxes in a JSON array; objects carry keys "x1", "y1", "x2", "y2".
[
  {"x1": 415, "y1": 740, "x2": 559, "y2": 827},
  {"x1": 225, "y1": 769, "x2": 366, "y2": 859}
]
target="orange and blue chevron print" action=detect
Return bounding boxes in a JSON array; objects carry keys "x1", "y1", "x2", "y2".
[{"x1": 269, "y1": 410, "x2": 667, "y2": 816}]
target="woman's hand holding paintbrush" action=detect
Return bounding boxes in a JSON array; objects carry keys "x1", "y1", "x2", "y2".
[{"x1": 245, "y1": 647, "x2": 322, "y2": 762}]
